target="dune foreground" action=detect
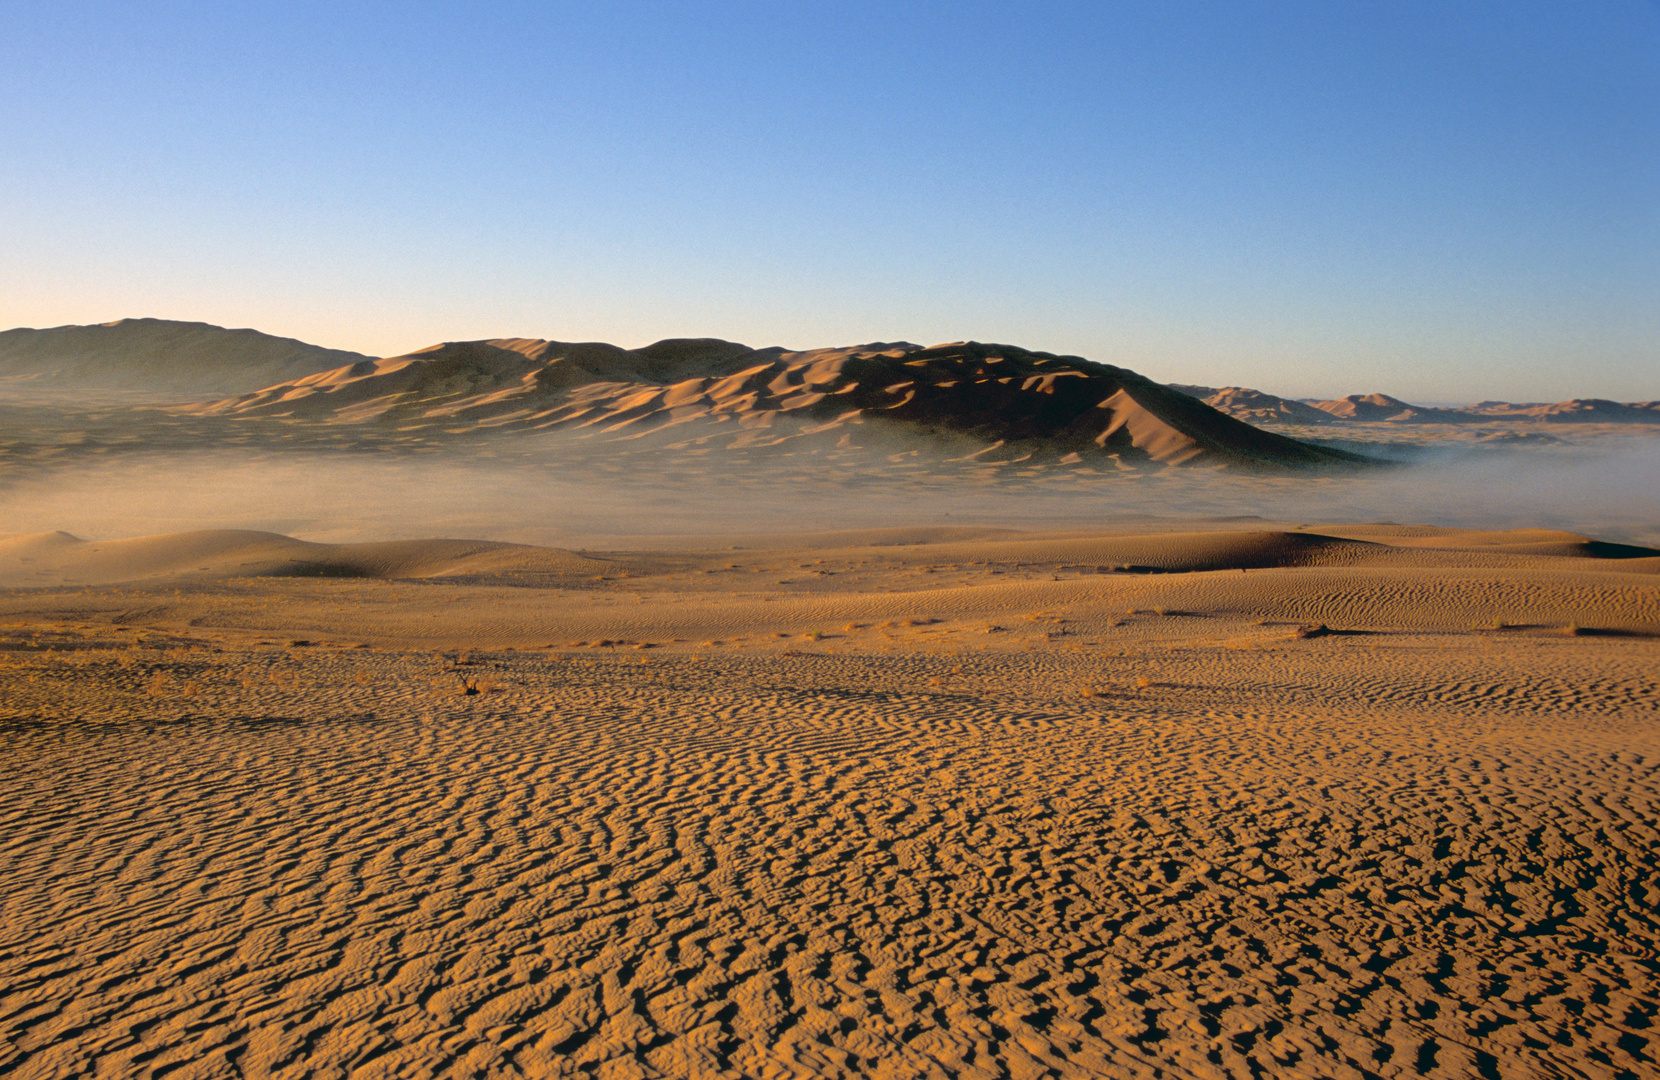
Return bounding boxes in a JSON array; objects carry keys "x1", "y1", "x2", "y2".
[{"x1": 2, "y1": 523, "x2": 1658, "y2": 1078}]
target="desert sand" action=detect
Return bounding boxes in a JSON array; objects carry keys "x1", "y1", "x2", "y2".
[
  {"x1": 3, "y1": 321, "x2": 1657, "y2": 1076},
  {"x1": 2, "y1": 523, "x2": 1657, "y2": 1078}
]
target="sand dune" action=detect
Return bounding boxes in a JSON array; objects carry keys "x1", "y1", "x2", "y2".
[
  {"x1": 1177, "y1": 383, "x2": 1660, "y2": 427},
  {"x1": 1463, "y1": 398, "x2": 1660, "y2": 423},
  {"x1": 4, "y1": 523, "x2": 1656, "y2": 633},
  {"x1": 1310, "y1": 394, "x2": 1475, "y2": 424},
  {"x1": 175, "y1": 339, "x2": 1367, "y2": 470},
  {"x1": 1, "y1": 519, "x2": 1657, "y2": 1078},
  {"x1": 1180, "y1": 386, "x2": 1337, "y2": 425},
  {"x1": 0, "y1": 529, "x2": 610, "y2": 586}
]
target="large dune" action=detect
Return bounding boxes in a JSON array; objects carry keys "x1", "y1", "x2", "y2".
[{"x1": 176, "y1": 338, "x2": 1367, "y2": 470}]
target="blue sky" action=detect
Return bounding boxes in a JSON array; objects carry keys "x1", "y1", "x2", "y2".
[{"x1": 3, "y1": 1, "x2": 1655, "y2": 401}]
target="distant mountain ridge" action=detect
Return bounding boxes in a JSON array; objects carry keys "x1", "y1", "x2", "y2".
[
  {"x1": 0, "y1": 318, "x2": 368, "y2": 398},
  {"x1": 1174, "y1": 384, "x2": 1660, "y2": 425}
]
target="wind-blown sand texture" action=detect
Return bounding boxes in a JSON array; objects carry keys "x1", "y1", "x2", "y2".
[{"x1": 2, "y1": 524, "x2": 1657, "y2": 1078}]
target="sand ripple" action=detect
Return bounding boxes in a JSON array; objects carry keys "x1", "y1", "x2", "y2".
[{"x1": 2, "y1": 641, "x2": 1656, "y2": 1078}]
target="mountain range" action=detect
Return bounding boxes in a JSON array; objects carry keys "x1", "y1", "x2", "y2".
[{"x1": 0, "y1": 318, "x2": 368, "y2": 397}]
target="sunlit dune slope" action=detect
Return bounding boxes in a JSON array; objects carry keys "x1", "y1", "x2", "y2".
[
  {"x1": 175, "y1": 338, "x2": 1368, "y2": 470},
  {"x1": 4, "y1": 525, "x2": 1656, "y2": 639},
  {"x1": 0, "y1": 529, "x2": 608, "y2": 585}
]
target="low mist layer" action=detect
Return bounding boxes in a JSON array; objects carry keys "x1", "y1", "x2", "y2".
[{"x1": 2, "y1": 432, "x2": 1656, "y2": 549}]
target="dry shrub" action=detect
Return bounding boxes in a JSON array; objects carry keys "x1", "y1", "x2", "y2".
[{"x1": 145, "y1": 671, "x2": 173, "y2": 697}]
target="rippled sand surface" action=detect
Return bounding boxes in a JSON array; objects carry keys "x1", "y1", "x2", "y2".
[{"x1": 2, "y1": 525, "x2": 1657, "y2": 1078}]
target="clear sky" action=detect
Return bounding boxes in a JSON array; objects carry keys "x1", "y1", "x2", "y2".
[{"x1": 3, "y1": 1, "x2": 1656, "y2": 402}]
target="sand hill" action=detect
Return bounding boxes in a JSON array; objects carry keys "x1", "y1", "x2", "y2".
[
  {"x1": 1309, "y1": 393, "x2": 1474, "y2": 423},
  {"x1": 1175, "y1": 383, "x2": 1660, "y2": 426},
  {"x1": 176, "y1": 338, "x2": 1367, "y2": 470},
  {"x1": 1463, "y1": 398, "x2": 1660, "y2": 423},
  {"x1": 0, "y1": 318, "x2": 368, "y2": 399},
  {"x1": 1177, "y1": 386, "x2": 1337, "y2": 425}
]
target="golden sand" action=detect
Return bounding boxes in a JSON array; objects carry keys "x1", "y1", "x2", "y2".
[{"x1": 1, "y1": 524, "x2": 1656, "y2": 1077}]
